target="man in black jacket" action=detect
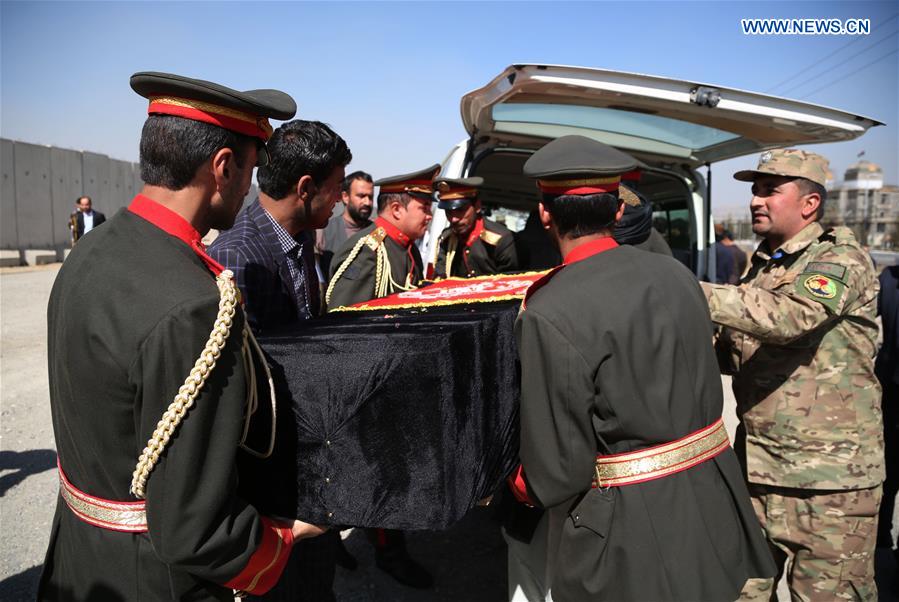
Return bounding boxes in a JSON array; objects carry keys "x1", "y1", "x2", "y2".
[
  {"x1": 70, "y1": 196, "x2": 106, "y2": 242},
  {"x1": 40, "y1": 72, "x2": 326, "y2": 601},
  {"x1": 433, "y1": 177, "x2": 518, "y2": 278},
  {"x1": 876, "y1": 265, "x2": 899, "y2": 566},
  {"x1": 509, "y1": 135, "x2": 774, "y2": 600}
]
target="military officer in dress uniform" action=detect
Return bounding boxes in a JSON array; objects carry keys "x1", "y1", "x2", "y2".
[
  {"x1": 323, "y1": 165, "x2": 440, "y2": 589},
  {"x1": 325, "y1": 165, "x2": 438, "y2": 310},
  {"x1": 702, "y1": 149, "x2": 885, "y2": 601},
  {"x1": 39, "y1": 72, "x2": 327, "y2": 601},
  {"x1": 508, "y1": 135, "x2": 775, "y2": 601},
  {"x1": 433, "y1": 177, "x2": 518, "y2": 278}
]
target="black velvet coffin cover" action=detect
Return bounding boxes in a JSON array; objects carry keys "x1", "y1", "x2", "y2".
[{"x1": 237, "y1": 302, "x2": 521, "y2": 530}]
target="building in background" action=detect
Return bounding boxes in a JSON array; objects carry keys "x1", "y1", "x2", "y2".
[{"x1": 824, "y1": 159, "x2": 899, "y2": 249}]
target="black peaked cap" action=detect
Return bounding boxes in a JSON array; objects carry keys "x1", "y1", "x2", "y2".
[
  {"x1": 434, "y1": 176, "x2": 484, "y2": 189},
  {"x1": 375, "y1": 164, "x2": 441, "y2": 187},
  {"x1": 523, "y1": 135, "x2": 637, "y2": 178},
  {"x1": 130, "y1": 71, "x2": 297, "y2": 121}
]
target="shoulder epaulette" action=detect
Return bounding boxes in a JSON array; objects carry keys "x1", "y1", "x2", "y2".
[
  {"x1": 824, "y1": 226, "x2": 860, "y2": 247},
  {"x1": 480, "y1": 229, "x2": 503, "y2": 246},
  {"x1": 365, "y1": 227, "x2": 387, "y2": 251}
]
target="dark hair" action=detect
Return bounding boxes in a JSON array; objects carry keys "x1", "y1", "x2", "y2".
[
  {"x1": 542, "y1": 192, "x2": 620, "y2": 238},
  {"x1": 342, "y1": 170, "x2": 373, "y2": 194},
  {"x1": 794, "y1": 178, "x2": 828, "y2": 220},
  {"x1": 257, "y1": 120, "x2": 352, "y2": 200},
  {"x1": 139, "y1": 115, "x2": 255, "y2": 190},
  {"x1": 77, "y1": 196, "x2": 91, "y2": 204}
]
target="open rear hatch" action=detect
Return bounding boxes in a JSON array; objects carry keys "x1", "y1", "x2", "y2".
[{"x1": 461, "y1": 64, "x2": 882, "y2": 166}]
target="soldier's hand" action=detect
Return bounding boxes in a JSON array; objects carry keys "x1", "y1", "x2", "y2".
[
  {"x1": 290, "y1": 520, "x2": 328, "y2": 540},
  {"x1": 270, "y1": 515, "x2": 329, "y2": 540}
]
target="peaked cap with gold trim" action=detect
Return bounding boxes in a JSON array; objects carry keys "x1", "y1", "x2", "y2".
[
  {"x1": 130, "y1": 71, "x2": 297, "y2": 143},
  {"x1": 435, "y1": 176, "x2": 484, "y2": 210},
  {"x1": 375, "y1": 164, "x2": 441, "y2": 197},
  {"x1": 524, "y1": 135, "x2": 640, "y2": 206}
]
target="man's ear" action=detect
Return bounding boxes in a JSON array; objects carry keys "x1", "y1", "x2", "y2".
[
  {"x1": 614, "y1": 199, "x2": 626, "y2": 223},
  {"x1": 538, "y1": 202, "x2": 553, "y2": 230},
  {"x1": 211, "y1": 147, "x2": 236, "y2": 189},
  {"x1": 800, "y1": 191, "x2": 821, "y2": 220},
  {"x1": 296, "y1": 175, "x2": 315, "y2": 201},
  {"x1": 389, "y1": 199, "x2": 404, "y2": 221}
]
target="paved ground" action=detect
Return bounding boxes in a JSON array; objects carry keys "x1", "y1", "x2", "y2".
[
  {"x1": 0, "y1": 265, "x2": 60, "y2": 601},
  {"x1": 1, "y1": 264, "x2": 896, "y2": 601}
]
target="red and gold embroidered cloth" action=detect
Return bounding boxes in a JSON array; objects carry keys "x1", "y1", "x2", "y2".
[{"x1": 334, "y1": 271, "x2": 549, "y2": 312}]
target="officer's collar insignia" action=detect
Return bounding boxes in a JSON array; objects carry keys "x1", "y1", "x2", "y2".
[
  {"x1": 803, "y1": 274, "x2": 837, "y2": 299},
  {"x1": 760, "y1": 151, "x2": 773, "y2": 164}
]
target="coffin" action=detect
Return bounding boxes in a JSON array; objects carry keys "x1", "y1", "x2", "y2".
[{"x1": 237, "y1": 273, "x2": 544, "y2": 530}]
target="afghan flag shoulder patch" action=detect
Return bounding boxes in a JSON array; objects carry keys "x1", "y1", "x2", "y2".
[{"x1": 796, "y1": 272, "x2": 846, "y2": 313}]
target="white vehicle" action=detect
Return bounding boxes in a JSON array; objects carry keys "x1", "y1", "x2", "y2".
[{"x1": 421, "y1": 64, "x2": 881, "y2": 277}]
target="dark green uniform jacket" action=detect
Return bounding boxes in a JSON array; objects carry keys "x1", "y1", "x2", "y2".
[
  {"x1": 435, "y1": 218, "x2": 518, "y2": 278},
  {"x1": 39, "y1": 207, "x2": 278, "y2": 601},
  {"x1": 517, "y1": 241, "x2": 775, "y2": 601},
  {"x1": 325, "y1": 221, "x2": 423, "y2": 310},
  {"x1": 632, "y1": 227, "x2": 673, "y2": 256}
]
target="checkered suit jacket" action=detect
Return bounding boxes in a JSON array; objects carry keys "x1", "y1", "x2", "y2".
[
  {"x1": 209, "y1": 200, "x2": 336, "y2": 599},
  {"x1": 208, "y1": 199, "x2": 318, "y2": 334}
]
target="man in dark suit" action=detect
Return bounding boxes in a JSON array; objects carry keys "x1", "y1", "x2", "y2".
[
  {"x1": 876, "y1": 265, "x2": 899, "y2": 568},
  {"x1": 208, "y1": 120, "x2": 352, "y2": 601},
  {"x1": 508, "y1": 135, "x2": 774, "y2": 600},
  {"x1": 40, "y1": 71, "x2": 325, "y2": 601},
  {"x1": 210, "y1": 120, "x2": 350, "y2": 333},
  {"x1": 70, "y1": 196, "x2": 106, "y2": 242}
]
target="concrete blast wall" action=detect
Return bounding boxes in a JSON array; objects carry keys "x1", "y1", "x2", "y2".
[{"x1": 0, "y1": 138, "x2": 256, "y2": 263}]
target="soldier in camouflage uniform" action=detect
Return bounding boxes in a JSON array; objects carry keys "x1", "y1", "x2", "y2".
[{"x1": 702, "y1": 149, "x2": 885, "y2": 601}]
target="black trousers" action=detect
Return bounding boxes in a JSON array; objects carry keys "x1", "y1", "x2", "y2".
[{"x1": 878, "y1": 377, "x2": 898, "y2": 548}]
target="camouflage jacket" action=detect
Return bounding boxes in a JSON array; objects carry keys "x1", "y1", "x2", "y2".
[{"x1": 702, "y1": 222, "x2": 884, "y2": 490}]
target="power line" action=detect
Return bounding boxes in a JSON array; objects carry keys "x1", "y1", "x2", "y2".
[
  {"x1": 778, "y1": 30, "x2": 898, "y2": 96},
  {"x1": 798, "y1": 47, "x2": 898, "y2": 100},
  {"x1": 765, "y1": 12, "x2": 899, "y2": 94}
]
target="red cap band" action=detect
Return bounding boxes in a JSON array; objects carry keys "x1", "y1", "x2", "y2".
[
  {"x1": 537, "y1": 176, "x2": 621, "y2": 196},
  {"x1": 148, "y1": 96, "x2": 273, "y2": 141}
]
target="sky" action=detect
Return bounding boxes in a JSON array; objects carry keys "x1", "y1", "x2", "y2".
[{"x1": 1, "y1": 0, "x2": 896, "y2": 219}]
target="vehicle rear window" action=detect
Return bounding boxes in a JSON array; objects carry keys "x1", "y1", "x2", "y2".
[{"x1": 493, "y1": 103, "x2": 739, "y2": 152}]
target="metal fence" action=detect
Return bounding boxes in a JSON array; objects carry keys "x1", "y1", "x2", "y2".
[{"x1": 0, "y1": 138, "x2": 256, "y2": 260}]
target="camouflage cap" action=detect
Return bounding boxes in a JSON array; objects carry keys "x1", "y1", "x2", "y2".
[{"x1": 733, "y1": 149, "x2": 829, "y2": 187}]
